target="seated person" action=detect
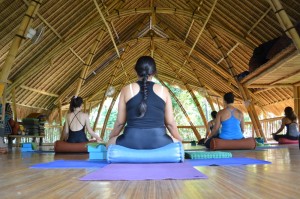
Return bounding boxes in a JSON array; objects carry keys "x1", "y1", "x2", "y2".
[
  {"x1": 272, "y1": 106, "x2": 299, "y2": 141},
  {"x1": 198, "y1": 111, "x2": 220, "y2": 145},
  {"x1": 63, "y1": 96, "x2": 101, "y2": 143},
  {"x1": 107, "y1": 56, "x2": 183, "y2": 149},
  {"x1": 205, "y1": 92, "x2": 244, "y2": 148}
]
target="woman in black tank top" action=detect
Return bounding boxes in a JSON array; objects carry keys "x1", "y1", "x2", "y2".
[
  {"x1": 107, "y1": 56, "x2": 183, "y2": 149},
  {"x1": 63, "y1": 96, "x2": 102, "y2": 143}
]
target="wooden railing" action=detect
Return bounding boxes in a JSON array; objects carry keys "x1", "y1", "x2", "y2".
[{"x1": 28, "y1": 117, "x2": 283, "y2": 145}]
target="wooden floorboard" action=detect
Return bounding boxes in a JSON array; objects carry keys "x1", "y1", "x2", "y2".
[{"x1": 0, "y1": 144, "x2": 300, "y2": 199}]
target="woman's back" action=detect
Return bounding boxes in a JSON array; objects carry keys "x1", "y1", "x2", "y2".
[
  {"x1": 219, "y1": 108, "x2": 243, "y2": 139},
  {"x1": 126, "y1": 81, "x2": 165, "y2": 128},
  {"x1": 67, "y1": 112, "x2": 86, "y2": 131}
]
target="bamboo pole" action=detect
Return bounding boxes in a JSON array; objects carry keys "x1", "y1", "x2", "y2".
[
  {"x1": 157, "y1": 78, "x2": 202, "y2": 141},
  {"x1": 11, "y1": 87, "x2": 18, "y2": 122},
  {"x1": 58, "y1": 101, "x2": 63, "y2": 140},
  {"x1": 0, "y1": 0, "x2": 42, "y2": 97},
  {"x1": 20, "y1": 85, "x2": 59, "y2": 97},
  {"x1": 100, "y1": 83, "x2": 125, "y2": 138},
  {"x1": 268, "y1": 0, "x2": 300, "y2": 51},
  {"x1": 247, "y1": 84, "x2": 293, "y2": 88},
  {"x1": 93, "y1": 0, "x2": 120, "y2": 58},
  {"x1": 294, "y1": 86, "x2": 300, "y2": 128},
  {"x1": 74, "y1": 30, "x2": 105, "y2": 96},
  {"x1": 188, "y1": 0, "x2": 218, "y2": 57},
  {"x1": 207, "y1": 27, "x2": 265, "y2": 140}
]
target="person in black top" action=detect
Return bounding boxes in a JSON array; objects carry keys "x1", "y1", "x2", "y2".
[
  {"x1": 107, "y1": 56, "x2": 182, "y2": 149},
  {"x1": 63, "y1": 96, "x2": 102, "y2": 143}
]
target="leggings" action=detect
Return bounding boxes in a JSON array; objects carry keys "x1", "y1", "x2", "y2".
[
  {"x1": 116, "y1": 127, "x2": 173, "y2": 149},
  {"x1": 273, "y1": 134, "x2": 298, "y2": 141}
]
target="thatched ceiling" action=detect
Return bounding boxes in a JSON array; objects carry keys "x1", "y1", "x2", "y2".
[{"x1": 1, "y1": 0, "x2": 300, "y2": 117}]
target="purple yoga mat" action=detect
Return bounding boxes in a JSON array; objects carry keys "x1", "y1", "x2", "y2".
[{"x1": 80, "y1": 163, "x2": 207, "y2": 181}]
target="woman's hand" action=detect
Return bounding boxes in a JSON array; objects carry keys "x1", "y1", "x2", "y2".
[{"x1": 96, "y1": 136, "x2": 103, "y2": 143}]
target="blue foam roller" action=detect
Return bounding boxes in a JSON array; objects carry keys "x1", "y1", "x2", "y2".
[{"x1": 107, "y1": 142, "x2": 184, "y2": 163}]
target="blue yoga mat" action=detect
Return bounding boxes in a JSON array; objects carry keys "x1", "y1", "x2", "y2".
[
  {"x1": 30, "y1": 160, "x2": 108, "y2": 169},
  {"x1": 186, "y1": 157, "x2": 271, "y2": 166}
]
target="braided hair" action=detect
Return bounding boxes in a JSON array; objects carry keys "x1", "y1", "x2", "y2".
[
  {"x1": 284, "y1": 106, "x2": 297, "y2": 121},
  {"x1": 135, "y1": 56, "x2": 157, "y2": 118},
  {"x1": 69, "y1": 96, "x2": 83, "y2": 112}
]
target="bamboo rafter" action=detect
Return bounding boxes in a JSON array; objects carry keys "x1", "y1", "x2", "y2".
[{"x1": 7, "y1": 6, "x2": 256, "y2": 94}]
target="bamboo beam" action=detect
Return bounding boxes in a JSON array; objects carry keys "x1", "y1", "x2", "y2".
[
  {"x1": 184, "y1": 2, "x2": 203, "y2": 42},
  {"x1": 0, "y1": 0, "x2": 42, "y2": 96},
  {"x1": 93, "y1": 0, "x2": 120, "y2": 58},
  {"x1": 58, "y1": 101, "x2": 63, "y2": 140},
  {"x1": 20, "y1": 85, "x2": 59, "y2": 97},
  {"x1": 74, "y1": 30, "x2": 105, "y2": 96},
  {"x1": 100, "y1": 82, "x2": 125, "y2": 139},
  {"x1": 247, "y1": 84, "x2": 293, "y2": 88},
  {"x1": 188, "y1": 0, "x2": 218, "y2": 57},
  {"x1": 150, "y1": 0, "x2": 156, "y2": 27},
  {"x1": 294, "y1": 86, "x2": 300, "y2": 127},
  {"x1": 11, "y1": 87, "x2": 18, "y2": 121},
  {"x1": 157, "y1": 78, "x2": 202, "y2": 141},
  {"x1": 268, "y1": 0, "x2": 300, "y2": 51},
  {"x1": 207, "y1": 27, "x2": 266, "y2": 140}
]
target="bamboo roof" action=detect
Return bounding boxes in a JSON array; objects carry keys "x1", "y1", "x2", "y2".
[{"x1": 1, "y1": 0, "x2": 300, "y2": 118}]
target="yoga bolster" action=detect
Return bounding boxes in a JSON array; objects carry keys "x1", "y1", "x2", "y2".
[
  {"x1": 210, "y1": 138, "x2": 256, "y2": 150},
  {"x1": 107, "y1": 142, "x2": 184, "y2": 163},
  {"x1": 54, "y1": 140, "x2": 89, "y2": 153},
  {"x1": 278, "y1": 137, "x2": 299, "y2": 144}
]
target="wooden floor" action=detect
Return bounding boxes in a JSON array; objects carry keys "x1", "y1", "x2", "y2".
[{"x1": 1, "y1": 144, "x2": 300, "y2": 199}]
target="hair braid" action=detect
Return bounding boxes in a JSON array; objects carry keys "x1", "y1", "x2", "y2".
[{"x1": 138, "y1": 73, "x2": 148, "y2": 118}]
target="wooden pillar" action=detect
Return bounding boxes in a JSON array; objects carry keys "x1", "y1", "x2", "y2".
[
  {"x1": 11, "y1": 87, "x2": 18, "y2": 121},
  {"x1": 0, "y1": 0, "x2": 42, "y2": 97},
  {"x1": 268, "y1": 0, "x2": 300, "y2": 51},
  {"x1": 58, "y1": 101, "x2": 63, "y2": 140},
  {"x1": 158, "y1": 78, "x2": 202, "y2": 141},
  {"x1": 294, "y1": 86, "x2": 300, "y2": 128}
]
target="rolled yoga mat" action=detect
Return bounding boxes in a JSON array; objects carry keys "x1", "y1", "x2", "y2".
[{"x1": 107, "y1": 142, "x2": 184, "y2": 163}]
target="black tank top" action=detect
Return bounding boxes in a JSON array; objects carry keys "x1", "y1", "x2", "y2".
[{"x1": 126, "y1": 81, "x2": 165, "y2": 128}]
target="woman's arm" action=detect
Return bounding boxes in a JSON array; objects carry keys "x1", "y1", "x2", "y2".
[
  {"x1": 272, "y1": 117, "x2": 286, "y2": 135},
  {"x1": 164, "y1": 90, "x2": 183, "y2": 141},
  {"x1": 109, "y1": 88, "x2": 127, "y2": 139},
  {"x1": 205, "y1": 121, "x2": 212, "y2": 139},
  {"x1": 61, "y1": 121, "x2": 69, "y2": 141},
  {"x1": 206, "y1": 112, "x2": 221, "y2": 141},
  {"x1": 85, "y1": 113, "x2": 102, "y2": 142},
  {"x1": 240, "y1": 111, "x2": 245, "y2": 133}
]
